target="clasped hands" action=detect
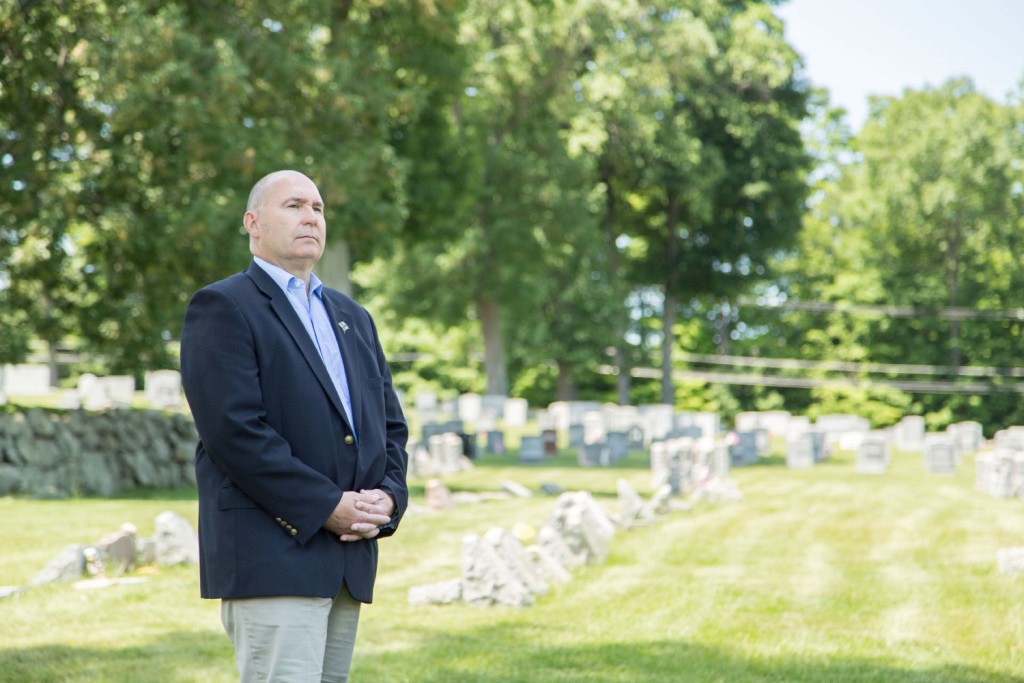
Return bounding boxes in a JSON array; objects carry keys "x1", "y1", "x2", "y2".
[{"x1": 324, "y1": 489, "x2": 394, "y2": 542}]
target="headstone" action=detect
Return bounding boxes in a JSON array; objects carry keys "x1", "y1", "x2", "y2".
[
  {"x1": 543, "y1": 491, "x2": 615, "y2": 565},
  {"x1": 102, "y1": 375, "x2": 136, "y2": 407},
  {"x1": 893, "y1": 415, "x2": 925, "y2": 453},
  {"x1": 29, "y1": 544, "x2": 86, "y2": 586},
  {"x1": 457, "y1": 393, "x2": 482, "y2": 424},
  {"x1": 461, "y1": 533, "x2": 534, "y2": 607},
  {"x1": 484, "y1": 527, "x2": 549, "y2": 597},
  {"x1": 923, "y1": 434, "x2": 957, "y2": 475},
  {"x1": 500, "y1": 480, "x2": 533, "y2": 498},
  {"x1": 605, "y1": 431, "x2": 630, "y2": 463},
  {"x1": 78, "y1": 373, "x2": 109, "y2": 411},
  {"x1": 582, "y1": 411, "x2": 606, "y2": 445},
  {"x1": 524, "y1": 545, "x2": 572, "y2": 584},
  {"x1": 541, "y1": 429, "x2": 558, "y2": 456},
  {"x1": 95, "y1": 525, "x2": 137, "y2": 573},
  {"x1": 947, "y1": 421, "x2": 983, "y2": 455},
  {"x1": 425, "y1": 479, "x2": 455, "y2": 510},
  {"x1": 484, "y1": 430, "x2": 506, "y2": 455},
  {"x1": 786, "y1": 433, "x2": 816, "y2": 469},
  {"x1": 567, "y1": 424, "x2": 585, "y2": 448},
  {"x1": 519, "y1": 436, "x2": 544, "y2": 463},
  {"x1": 547, "y1": 401, "x2": 601, "y2": 433},
  {"x1": 2, "y1": 364, "x2": 51, "y2": 396},
  {"x1": 154, "y1": 511, "x2": 199, "y2": 565},
  {"x1": 481, "y1": 394, "x2": 506, "y2": 421},
  {"x1": 728, "y1": 431, "x2": 759, "y2": 467},
  {"x1": 414, "y1": 390, "x2": 438, "y2": 423},
  {"x1": 638, "y1": 404, "x2": 675, "y2": 441},
  {"x1": 617, "y1": 478, "x2": 654, "y2": 527},
  {"x1": 856, "y1": 434, "x2": 890, "y2": 475},
  {"x1": 503, "y1": 398, "x2": 528, "y2": 427},
  {"x1": 144, "y1": 370, "x2": 183, "y2": 410}
]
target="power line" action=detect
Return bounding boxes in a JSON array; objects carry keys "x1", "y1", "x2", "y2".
[
  {"x1": 736, "y1": 296, "x2": 1024, "y2": 322},
  {"x1": 600, "y1": 365, "x2": 1024, "y2": 394},
  {"x1": 675, "y1": 351, "x2": 1024, "y2": 379}
]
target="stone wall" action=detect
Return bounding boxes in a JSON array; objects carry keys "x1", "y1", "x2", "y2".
[{"x1": 0, "y1": 407, "x2": 197, "y2": 497}]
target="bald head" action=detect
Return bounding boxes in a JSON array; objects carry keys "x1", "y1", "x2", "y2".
[{"x1": 247, "y1": 170, "x2": 316, "y2": 212}]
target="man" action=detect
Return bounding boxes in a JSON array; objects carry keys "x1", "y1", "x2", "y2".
[{"x1": 180, "y1": 170, "x2": 409, "y2": 682}]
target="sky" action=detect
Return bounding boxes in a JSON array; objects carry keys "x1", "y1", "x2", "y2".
[{"x1": 772, "y1": 0, "x2": 1024, "y2": 130}]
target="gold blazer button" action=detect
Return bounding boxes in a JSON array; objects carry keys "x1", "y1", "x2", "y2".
[{"x1": 344, "y1": 435, "x2": 355, "y2": 445}]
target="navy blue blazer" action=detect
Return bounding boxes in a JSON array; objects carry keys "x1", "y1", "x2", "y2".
[{"x1": 180, "y1": 261, "x2": 409, "y2": 603}]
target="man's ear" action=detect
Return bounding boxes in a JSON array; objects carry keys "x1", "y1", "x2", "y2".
[{"x1": 243, "y1": 211, "x2": 259, "y2": 238}]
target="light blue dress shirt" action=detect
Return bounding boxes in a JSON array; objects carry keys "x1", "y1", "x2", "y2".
[{"x1": 253, "y1": 257, "x2": 356, "y2": 439}]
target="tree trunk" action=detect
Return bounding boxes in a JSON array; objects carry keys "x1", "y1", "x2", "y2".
[
  {"x1": 661, "y1": 290, "x2": 677, "y2": 404},
  {"x1": 614, "y1": 346, "x2": 631, "y2": 405},
  {"x1": 477, "y1": 295, "x2": 508, "y2": 396},
  {"x1": 555, "y1": 360, "x2": 577, "y2": 401},
  {"x1": 47, "y1": 340, "x2": 59, "y2": 388},
  {"x1": 318, "y1": 239, "x2": 353, "y2": 297},
  {"x1": 600, "y1": 156, "x2": 632, "y2": 405},
  {"x1": 660, "y1": 190, "x2": 683, "y2": 406}
]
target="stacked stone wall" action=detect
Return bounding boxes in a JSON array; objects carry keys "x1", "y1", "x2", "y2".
[{"x1": 0, "y1": 407, "x2": 197, "y2": 497}]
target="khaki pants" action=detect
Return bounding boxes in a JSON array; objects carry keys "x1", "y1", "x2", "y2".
[{"x1": 221, "y1": 585, "x2": 361, "y2": 682}]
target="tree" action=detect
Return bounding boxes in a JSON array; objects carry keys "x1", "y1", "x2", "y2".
[{"x1": 580, "y1": 1, "x2": 810, "y2": 404}]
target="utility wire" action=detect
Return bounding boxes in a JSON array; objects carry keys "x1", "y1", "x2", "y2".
[{"x1": 736, "y1": 296, "x2": 1024, "y2": 321}]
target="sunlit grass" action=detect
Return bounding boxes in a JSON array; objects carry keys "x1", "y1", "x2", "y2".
[{"x1": 2, "y1": 447, "x2": 1024, "y2": 682}]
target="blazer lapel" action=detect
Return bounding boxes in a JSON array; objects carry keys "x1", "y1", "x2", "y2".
[
  {"x1": 323, "y1": 297, "x2": 363, "y2": 434},
  {"x1": 244, "y1": 263, "x2": 351, "y2": 426}
]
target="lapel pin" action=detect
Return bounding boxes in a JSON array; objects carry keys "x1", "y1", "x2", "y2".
[{"x1": 338, "y1": 321, "x2": 349, "y2": 333}]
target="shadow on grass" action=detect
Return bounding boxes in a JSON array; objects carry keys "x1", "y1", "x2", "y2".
[
  {"x1": 357, "y1": 624, "x2": 1022, "y2": 683},
  {"x1": 0, "y1": 630, "x2": 235, "y2": 683},
  {"x1": 3, "y1": 624, "x2": 1019, "y2": 683}
]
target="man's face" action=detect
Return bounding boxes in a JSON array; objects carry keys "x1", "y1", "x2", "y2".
[{"x1": 247, "y1": 172, "x2": 326, "y2": 273}]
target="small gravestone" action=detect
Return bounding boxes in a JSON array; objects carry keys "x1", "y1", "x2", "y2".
[
  {"x1": 924, "y1": 435, "x2": 957, "y2": 475},
  {"x1": 425, "y1": 478, "x2": 455, "y2": 510},
  {"x1": 500, "y1": 480, "x2": 533, "y2": 498},
  {"x1": 461, "y1": 533, "x2": 534, "y2": 607},
  {"x1": 857, "y1": 436, "x2": 890, "y2": 475},
  {"x1": 729, "y1": 431, "x2": 759, "y2": 467},
  {"x1": 541, "y1": 429, "x2": 558, "y2": 456},
  {"x1": 154, "y1": 511, "x2": 198, "y2": 566},
  {"x1": 484, "y1": 527, "x2": 548, "y2": 597},
  {"x1": 485, "y1": 430, "x2": 505, "y2": 455},
  {"x1": 786, "y1": 433, "x2": 816, "y2": 469},
  {"x1": 29, "y1": 544, "x2": 86, "y2": 586},
  {"x1": 144, "y1": 370, "x2": 183, "y2": 410},
  {"x1": 503, "y1": 398, "x2": 528, "y2": 427},
  {"x1": 606, "y1": 431, "x2": 630, "y2": 463},
  {"x1": 567, "y1": 424, "x2": 585, "y2": 448},
  {"x1": 519, "y1": 436, "x2": 544, "y2": 463}
]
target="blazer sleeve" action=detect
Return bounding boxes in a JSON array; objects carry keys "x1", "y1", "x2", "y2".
[
  {"x1": 180, "y1": 285, "x2": 342, "y2": 544},
  {"x1": 366, "y1": 312, "x2": 409, "y2": 538}
]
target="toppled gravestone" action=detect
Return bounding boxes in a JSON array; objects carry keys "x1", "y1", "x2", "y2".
[
  {"x1": 5, "y1": 512, "x2": 198, "y2": 599},
  {"x1": 408, "y1": 490, "x2": 615, "y2": 607}
]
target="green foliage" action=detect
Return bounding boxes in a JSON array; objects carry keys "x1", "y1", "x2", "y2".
[{"x1": 804, "y1": 385, "x2": 913, "y2": 428}]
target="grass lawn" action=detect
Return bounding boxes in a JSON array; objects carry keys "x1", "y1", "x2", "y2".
[{"x1": 2, "y1": 447, "x2": 1024, "y2": 682}]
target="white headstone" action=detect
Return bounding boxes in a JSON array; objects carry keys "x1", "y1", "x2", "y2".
[
  {"x1": 503, "y1": 398, "x2": 528, "y2": 427},
  {"x1": 3, "y1": 364, "x2": 51, "y2": 396},
  {"x1": 145, "y1": 370, "x2": 182, "y2": 410}
]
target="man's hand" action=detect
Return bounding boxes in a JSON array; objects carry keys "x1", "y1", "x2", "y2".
[{"x1": 323, "y1": 489, "x2": 395, "y2": 542}]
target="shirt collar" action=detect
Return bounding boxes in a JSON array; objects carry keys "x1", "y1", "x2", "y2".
[{"x1": 253, "y1": 256, "x2": 323, "y2": 297}]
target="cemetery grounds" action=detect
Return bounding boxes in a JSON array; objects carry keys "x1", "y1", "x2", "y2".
[{"x1": 2, "y1": 444, "x2": 1024, "y2": 682}]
